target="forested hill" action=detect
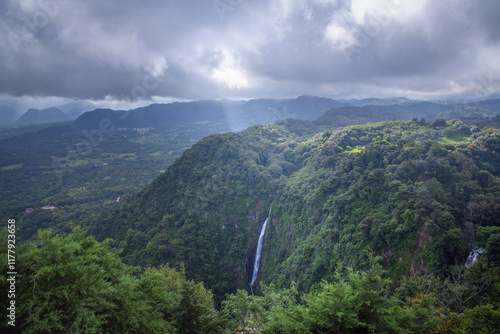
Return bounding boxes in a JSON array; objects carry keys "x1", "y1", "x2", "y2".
[
  {"x1": 89, "y1": 117, "x2": 500, "y2": 303},
  {"x1": 90, "y1": 118, "x2": 318, "y2": 300}
]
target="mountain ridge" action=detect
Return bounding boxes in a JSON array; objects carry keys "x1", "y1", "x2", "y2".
[{"x1": 16, "y1": 107, "x2": 72, "y2": 125}]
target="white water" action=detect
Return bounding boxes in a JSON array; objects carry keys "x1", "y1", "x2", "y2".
[
  {"x1": 464, "y1": 246, "x2": 486, "y2": 268},
  {"x1": 250, "y1": 206, "x2": 272, "y2": 293}
]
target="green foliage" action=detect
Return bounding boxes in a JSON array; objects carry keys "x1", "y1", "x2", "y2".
[
  {"x1": 390, "y1": 294, "x2": 446, "y2": 334},
  {"x1": 396, "y1": 258, "x2": 500, "y2": 314},
  {"x1": 486, "y1": 233, "x2": 500, "y2": 265},
  {"x1": 0, "y1": 121, "x2": 230, "y2": 244},
  {"x1": 176, "y1": 279, "x2": 224, "y2": 334},
  {"x1": 0, "y1": 227, "x2": 225, "y2": 334},
  {"x1": 264, "y1": 121, "x2": 500, "y2": 294},
  {"x1": 263, "y1": 257, "x2": 442, "y2": 333},
  {"x1": 221, "y1": 283, "x2": 298, "y2": 333},
  {"x1": 436, "y1": 304, "x2": 500, "y2": 334},
  {"x1": 287, "y1": 259, "x2": 398, "y2": 334},
  {"x1": 1, "y1": 227, "x2": 498, "y2": 334},
  {"x1": 223, "y1": 257, "x2": 500, "y2": 333},
  {"x1": 88, "y1": 121, "x2": 316, "y2": 303}
]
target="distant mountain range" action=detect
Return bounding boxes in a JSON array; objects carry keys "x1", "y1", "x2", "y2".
[
  {"x1": 3, "y1": 96, "x2": 500, "y2": 130},
  {"x1": 74, "y1": 96, "x2": 500, "y2": 132},
  {"x1": 73, "y1": 96, "x2": 346, "y2": 131},
  {"x1": 0, "y1": 101, "x2": 96, "y2": 126}
]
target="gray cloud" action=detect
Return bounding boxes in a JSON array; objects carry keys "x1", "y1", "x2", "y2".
[{"x1": 0, "y1": 0, "x2": 499, "y2": 105}]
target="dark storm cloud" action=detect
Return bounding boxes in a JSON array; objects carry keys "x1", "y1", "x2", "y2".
[{"x1": 0, "y1": 0, "x2": 499, "y2": 103}]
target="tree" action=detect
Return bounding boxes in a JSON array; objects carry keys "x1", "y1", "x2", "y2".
[
  {"x1": 436, "y1": 304, "x2": 500, "y2": 334},
  {"x1": 486, "y1": 233, "x2": 500, "y2": 266},
  {"x1": 390, "y1": 293, "x2": 446, "y2": 334},
  {"x1": 221, "y1": 283, "x2": 298, "y2": 333},
  {"x1": 0, "y1": 227, "x2": 169, "y2": 333},
  {"x1": 266, "y1": 257, "x2": 403, "y2": 334},
  {"x1": 175, "y1": 280, "x2": 223, "y2": 334},
  {"x1": 0, "y1": 227, "x2": 225, "y2": 333}
]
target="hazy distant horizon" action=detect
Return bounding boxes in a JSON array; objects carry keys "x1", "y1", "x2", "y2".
[{"x1": 3, "y1": 92, "x2": 500, "y2": 120}]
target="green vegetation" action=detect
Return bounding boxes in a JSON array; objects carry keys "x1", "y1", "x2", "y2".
[
  {"x1": 0, "y1": 227, "x2": 225, "y2": 333},
  {"x1": 0, "y1": 163, "x2": 23, "y2": 171},
  {"x1": 346, "y1": 145, "x2": 365, "y2": 154},
  {"x1": 2, "y1": 229, "x2": 498, "y2": 333},
  {"x1": 442, "y1": 137, "x2": 470, "y2": 144},
  {"x1": 89, "y1": 120, "x2": 318, "y2": 303},
  {"x1": 0, "y1": 121, "x2": 229, "y2": 243},
  {"x1": 262, "y1": 121, "x2": 500, "y2": 294}
]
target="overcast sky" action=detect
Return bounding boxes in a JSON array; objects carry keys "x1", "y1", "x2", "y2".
[{"x1": 1, "y1": 0, "x2": 499, "y2": 111}]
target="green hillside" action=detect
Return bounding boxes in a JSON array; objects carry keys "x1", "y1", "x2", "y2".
[
  {"x1": 89, "y1": 118, "x2": 500, "y2": 304},
  {"x1": 264, "y1": 119, "x2": 500, "y2": 290},
  {"x1": 90, "y1": 119, "x2": 318, "y2": 300}
]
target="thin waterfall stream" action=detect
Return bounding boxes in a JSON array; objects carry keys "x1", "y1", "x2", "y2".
[{"x1": 249, "y1": 205, "x2": 272, "y2": 295}]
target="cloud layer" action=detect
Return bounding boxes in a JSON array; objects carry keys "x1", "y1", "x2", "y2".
[{"x1": 1, "y1": 0, "x2": 499, "y2": 104}]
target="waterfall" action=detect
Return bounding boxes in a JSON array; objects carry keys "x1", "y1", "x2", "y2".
[
  {"x1": 250, "y1": 205, "x2": 272, "y2": 294},
  {"x1": 464, "y1": 246, "x2": 486, "y2": 268}
]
